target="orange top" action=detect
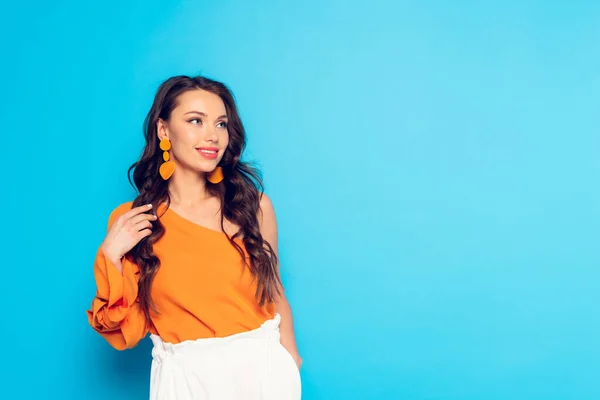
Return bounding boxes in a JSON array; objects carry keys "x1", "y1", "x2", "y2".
[{"x1": 86, "y1": 201, "x2": 275, "y2": 350}]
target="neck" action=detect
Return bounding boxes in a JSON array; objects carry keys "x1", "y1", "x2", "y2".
[{"x1": 167, "y1": 169, "x2": 211, "y2": 206}]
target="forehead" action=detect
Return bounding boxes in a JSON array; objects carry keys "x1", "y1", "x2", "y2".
[{"x1": 173, "y1": 89, "x2": 226, "y2": 116}]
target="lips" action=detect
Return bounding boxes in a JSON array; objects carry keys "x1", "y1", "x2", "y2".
[{"x1": 196, "y1": 147, "x2": 219, "y2": 159}]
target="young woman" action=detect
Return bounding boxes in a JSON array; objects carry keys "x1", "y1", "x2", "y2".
[{"x1": 87, "y1": 75, "x2": 302, "y2": 399}]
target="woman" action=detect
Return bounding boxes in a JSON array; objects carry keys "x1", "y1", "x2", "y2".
[{"x1": 86, "y1": 75, "x2": 302, "y2": 399}]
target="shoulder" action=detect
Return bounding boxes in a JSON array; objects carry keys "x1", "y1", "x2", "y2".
[
  {"x1": 259, "y1": 193, "x2": 276, "y2": 222},
  {"x1": 107, "y1": 201, "x2": 134, "y2": 229},
  {"x1": 258, "y1": 193, "x2": 278, "y2": 235},
  {"x1": 259, "y1": 192, "x2": 274, "y2": 211},
  {"x1": 258, "y1": 193, "x2": 278, "y2": 248}
]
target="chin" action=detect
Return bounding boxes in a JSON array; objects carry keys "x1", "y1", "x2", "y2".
[{"x1": 197, "y1": 158, "x2": 217, "y2": 167}]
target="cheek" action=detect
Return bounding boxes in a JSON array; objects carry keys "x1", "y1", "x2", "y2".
[
  {"x1": 181, "y1": 127, "x2": 201, "y2": 143},
  {"x1": 171, "y1": 130, "x2": 198, "y2": 156},
  {"x1": 222, "y1": 131, "x2": 230, "y2": 147}
]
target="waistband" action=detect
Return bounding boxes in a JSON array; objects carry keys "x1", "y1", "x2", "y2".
[{"x1": 150, "y1": 313, "x2": 282, "y2": 360}]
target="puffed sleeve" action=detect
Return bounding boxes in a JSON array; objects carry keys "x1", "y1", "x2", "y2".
[{"x1": 86, "y1": 202, "x2": 148, "y2": 350}]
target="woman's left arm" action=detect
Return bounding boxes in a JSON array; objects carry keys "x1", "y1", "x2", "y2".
[{"x1": 259, "y1": 193, "x2": 303, "y2": 370}]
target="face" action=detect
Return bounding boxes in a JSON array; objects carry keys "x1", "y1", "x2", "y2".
[{"x1": 157, "y1": 89, "x2": 229, "y2": 175}]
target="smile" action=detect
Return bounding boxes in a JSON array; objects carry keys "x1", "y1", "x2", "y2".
[{"x1": 196, "y1": 148, "x2": 219, "y2": 159}]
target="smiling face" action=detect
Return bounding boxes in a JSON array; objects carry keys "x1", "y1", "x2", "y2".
[{"x1": 157, "y1": 89, "x2": 230, "y2": 175}]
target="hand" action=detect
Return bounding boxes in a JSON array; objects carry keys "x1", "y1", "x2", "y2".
[{"x1": 101, "y1": 204, "x2": 157, "y2": 267}]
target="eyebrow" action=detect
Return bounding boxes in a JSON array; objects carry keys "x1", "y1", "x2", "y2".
[{"x1": 183, "y1": 111, "x2": 228, "y2": 119}]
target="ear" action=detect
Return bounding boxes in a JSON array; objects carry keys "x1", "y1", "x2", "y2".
[{"x1": 156, "y1": 118, "x2": 169, "y2": 141}]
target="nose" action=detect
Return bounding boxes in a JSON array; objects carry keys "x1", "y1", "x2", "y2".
[{"x1": 204, "y1": 127, "x2": 218, "y2": 143}]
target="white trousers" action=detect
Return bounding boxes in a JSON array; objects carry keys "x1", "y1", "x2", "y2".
[{"x1": 149, "y1": 313, "x2": 302, "y2": 399}]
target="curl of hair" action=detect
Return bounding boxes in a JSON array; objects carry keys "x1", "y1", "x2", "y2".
[{"x1": 125, "y1": 75, "x2": 281, "y2": 324}]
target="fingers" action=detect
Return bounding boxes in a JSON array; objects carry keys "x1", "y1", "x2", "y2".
[
  {"x1": 130, "y1": 212, "x2": 157, "y2": 225},
  {"x1": 118, "y1": 203, "x2": 154, "y2": 224},
  {"x1": 113, "y1": 204, "x2": 158, "y2": 236},
  {"x1": 137, "y1": 228, "x2": 152, "y2": 240},
  {"x1": 130, "y1": 211, "x2": 157, "y2": 235}
]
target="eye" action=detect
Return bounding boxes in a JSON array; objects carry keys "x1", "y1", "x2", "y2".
[
  {"x1": 217, "y1": 121, "x2": 228, "y2": 128},
  {"x1": 189, "y1": 118, "x2": 202, "y2": 125}
]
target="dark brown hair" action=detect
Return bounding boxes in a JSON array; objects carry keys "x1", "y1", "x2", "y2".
[{"x1": 126, "y1": 75, "x2": 281, "y2": 324}]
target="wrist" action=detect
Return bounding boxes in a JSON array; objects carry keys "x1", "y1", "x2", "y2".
[
  {"x1": 100, "y1": 246, "x2": 123, "y2": 264},
  {"x1": 101, "y1": 245, "x2": 123, "y2": 267}
]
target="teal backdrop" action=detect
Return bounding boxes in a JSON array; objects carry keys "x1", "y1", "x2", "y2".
[{"x1": 1, "y1": 1, "x2": 598, "y2": 399}]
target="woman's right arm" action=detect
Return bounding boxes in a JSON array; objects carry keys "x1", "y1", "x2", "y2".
[{"x1": 86, "y1": 202, "x2": 156, "y2": 350}]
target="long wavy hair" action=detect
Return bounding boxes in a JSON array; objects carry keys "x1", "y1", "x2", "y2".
[{"x1": 125, "y1": 75, "x2": 281, "y2": 324}]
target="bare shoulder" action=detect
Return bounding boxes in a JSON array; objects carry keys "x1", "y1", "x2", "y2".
[
  {"x1": 258, "y1": 193, "x2": 278, "y2": 250},
  {"x1": 258, "y1": 193, "x2": 276, "y2": 224}
]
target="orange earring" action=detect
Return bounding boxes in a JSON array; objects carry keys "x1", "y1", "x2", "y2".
[
  {"x1": 207, "y1": 166, "x2": 224, "y2": 184},
  {"x1": 159, "y1": 139, "x2": 175, "y2": 180}
]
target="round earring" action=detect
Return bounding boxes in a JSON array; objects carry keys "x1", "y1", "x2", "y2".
[
  {"x1": 207, "y1": 166, "x2": 224, "y2": 184},
  {"x1": 159, "y1": 139, "x2": 175, "y2": 180}
]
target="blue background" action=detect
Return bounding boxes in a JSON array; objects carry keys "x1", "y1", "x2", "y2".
[{"x1": 1, "y1": 1, "x2": 599, "y2": 399}]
